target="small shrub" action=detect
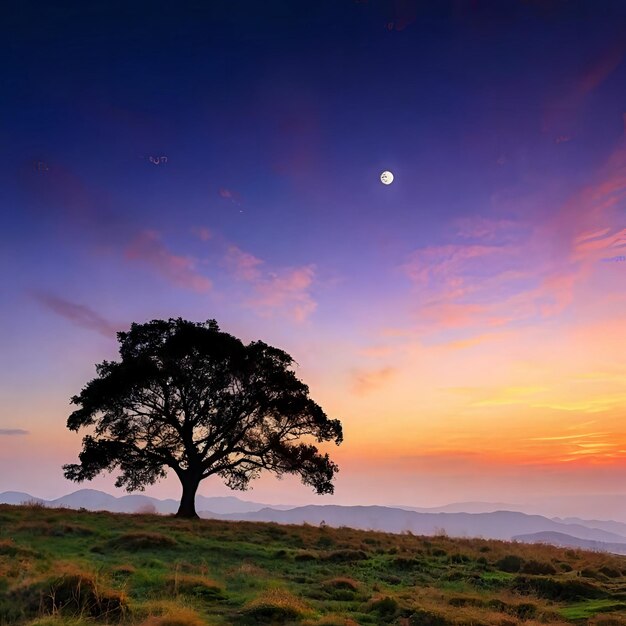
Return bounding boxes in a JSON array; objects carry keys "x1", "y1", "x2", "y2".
[
  {"x1": 599, "y1": 565, "x2": 622, "y2": 578},
  {"x1": 448, "y1": 553, "x2": 470, "y2": 564},
  {"x1": 294, "y1": 550, "x2": 318, "y2": 561},
  {"x1": 513, "y1": 602, "x2": 538, "y2": 619},
  {"x1": 392, "y1": 556, "x2": 418, "y2": 570},
  {"x1": 107, "y1": 532, "x2": 177, "y2": 551},
  {"x1": 316, "y1": 535, "x2": 336, "y2": 549},
  {"x1": 496, "y1": 555, "x2": 524, "y2": 573},
  {"x1": 408, "y1": 609, "x2": 452, "y2": 626},
  {"x1": 323, "y1": 549, "x2": 368, "y2": 562},
  {"x1": 448, "y1": 596, "x2": 483, "y2": 607},
  {"x1": 368, "y1": 596, "x2": 399, "y2": 618},
  {"x1": 511, "y1": 575, "x2": 605, "y2": 601},
  {"x1": 521, "y1": 560, "x2": 557, "y2": 575}
]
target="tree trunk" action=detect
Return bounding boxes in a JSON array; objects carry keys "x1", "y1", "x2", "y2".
[{"x1": 176, "y1": 473, "x2": 200, "y2": 518}]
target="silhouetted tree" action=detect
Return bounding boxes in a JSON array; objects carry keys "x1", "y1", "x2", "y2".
[{"x1": 63, "y1": 318, "x2": 343, "y2": 518}]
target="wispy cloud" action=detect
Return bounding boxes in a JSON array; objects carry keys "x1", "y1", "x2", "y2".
[
  {"x1": 125, "y1": 230, "x2": 212, "y2": 292},
  {"x1": 32, "y1": 292, "x2": 118, "y2": 337},
  {"x1": 224, "y1": 245, "x2": 317, "y2": 322},
  {"x1": 251, "y1": 266, "x2": 317, "y2": 322},
  {"x1": 0, "y1": 429, "x2": 29, "y2": 436},
  {"x1": 351, "y1": 367, "x2": 397, "y2": 395},
  {"x1": 401, "y1": 142, "x2": 626, "y2": 341},
  {"x1": 225, "y1": 245, "x2": 263, "y2": 281}
]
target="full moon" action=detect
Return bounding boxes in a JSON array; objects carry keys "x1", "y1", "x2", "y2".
[{"x1": 380, "y1": 170, "x2": 394, "y2": 185}]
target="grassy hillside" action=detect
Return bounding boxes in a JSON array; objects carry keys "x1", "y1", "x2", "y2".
[{"x1": 1, "y1": 505, "x2": 626, "y2": 626}]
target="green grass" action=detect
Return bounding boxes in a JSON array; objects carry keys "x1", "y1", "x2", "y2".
[
  {"x1": 1, "y1": 504, "x2": 626, "y2": 625},
  {"x1": 560, "y1": 599, "x2": 626, "y2": 620}
]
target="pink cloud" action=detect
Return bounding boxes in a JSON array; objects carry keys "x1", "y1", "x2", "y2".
[
  {"x1": 125, "y1": 230, "x2": 212, "y2": 293},
  {"x1": 351, "y1": 367, "x2": 397, "y2": 395},
  {"x1": 222, "y1": 245, "x2": 317, "y2": 322},
  {"x1": 400, "y1": 140, "x2": 626, "y2": 342},
  {"x1": 32, "y1": 292, "x2": 118, "y2": 337},
  {"x1": 252, "y1": 266, "x2": 317, "y2": 322},
  {"x1": 225, "y1": 245, "x2": 263, "y2": 281}
]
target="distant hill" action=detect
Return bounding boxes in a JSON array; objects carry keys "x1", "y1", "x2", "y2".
[
  {"x1": 0, "y1": 491, "x2": 45, "y2": 505},
  {"x1": 0, "y1": 489, "x2": 290, "y2": 515},
  {"x1": 202, "y1": 505, "x2": 626, "y2": 543},
  {"x1": 513, "y1": 531, "x2": 626, "y2": 555},
  {"x1": 394, "y1": 501, "x2": 524, "y2": 514},
  {"x1": 4, "y1": 490, "x2": 626, "y2": 549},
  {"x1": 551, "y1": 517, "x2": 626, "y2": 538}
]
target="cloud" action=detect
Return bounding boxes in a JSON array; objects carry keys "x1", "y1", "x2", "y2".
[
  {"x1": 225, "y1": 245, "x2": 263, "y2": 281},
  {"x1": 0, "y1": 429, "x2": 29, "y2": 436},
  {"x1": 351, "y1": 367, "x2": 397, "y2": 395},
  {"x1": 223, "y1": 245, "x2": 317, "y2": 322},
  {"x1": 125, "y1": 230, "x2": 212, "y2": 292},
  {"x1": 252, "y1": 266, "x2": 317, "y2": 322},
  {"x1": 400, "y1": 141, "x2": 626, "y2": 341},
  {"x1": 32, "y1": 292, "x2": 118, "y2": 337}
]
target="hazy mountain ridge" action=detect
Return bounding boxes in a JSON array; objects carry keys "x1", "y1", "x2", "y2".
[
  {"x1": 512, "y1": 531, "x2": 626, "y2": 556},
  {"x1": 3, "y1": 489, "x2": 626, "y2": 553},
  {"x1": 0, "y1": 489, "x2": 290, "y2": 515},
  {"x1": 200, "y1": 505, "x2": 626, "y2": 546}
]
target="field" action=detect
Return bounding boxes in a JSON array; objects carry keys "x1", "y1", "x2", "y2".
[{"x1": 1, "y1": 504, "x2": 626, "y2": 626}]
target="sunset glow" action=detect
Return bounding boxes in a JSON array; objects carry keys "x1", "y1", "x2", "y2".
[{"x1": 2, "y1": 1, "x2": 626, "y2": 512}]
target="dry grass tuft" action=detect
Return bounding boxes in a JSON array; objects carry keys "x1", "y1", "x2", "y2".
[
  {"x1": 165, "y1": 573, "x2": 223, "y2": 599},
  {"x1": 140, "y1": 607, "x2": 206, "y2": 626},
  {"x1": 107, "y1": 532, "x2": 178, "y2": 551},
  {"x1": 8, "y1": 564, "x2": 128, "y2": 620},
  {"x1": 321, "y1": 577, "x2": 359, "y2": 592},
  {"x1": 242, "y1": 588, "x2": 312, "y2": 621}
]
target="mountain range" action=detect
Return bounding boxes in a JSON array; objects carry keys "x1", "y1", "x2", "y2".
[
  {"x1": 2, "y1": 489, "x2": 626, "y2": 554},
  {"x1": 512, "y1": 531, "x2": 626, "y2": 555},
  {"x1": 0, "y1": 489, "x2": 291, "y2": 515}
]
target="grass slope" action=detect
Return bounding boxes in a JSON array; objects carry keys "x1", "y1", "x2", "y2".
[{"x1": 1, "y1": 504, "x2": 626, "y2": 626}]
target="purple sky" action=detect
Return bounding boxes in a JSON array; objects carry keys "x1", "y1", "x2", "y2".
[{"x1": 2, "y1": 1, "x2": 626, "y2": 508}]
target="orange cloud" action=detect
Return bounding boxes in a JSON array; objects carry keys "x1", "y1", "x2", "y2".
[{"x1": 125, "y1": 230, "x2": 212, "y2": 292}]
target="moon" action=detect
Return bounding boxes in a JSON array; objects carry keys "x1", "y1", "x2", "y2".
[{"x1": 380, "y1": 170, "x2": 394, "y2": 185}]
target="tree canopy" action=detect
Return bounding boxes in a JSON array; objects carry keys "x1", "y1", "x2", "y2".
[{"x1": 63, "y1": 318, "x2": 343, "y2": 517}]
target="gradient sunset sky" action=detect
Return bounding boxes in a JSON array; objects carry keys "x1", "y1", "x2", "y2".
[{"x1": 2, "y1": 1, "x2": 626, "y2": 508}]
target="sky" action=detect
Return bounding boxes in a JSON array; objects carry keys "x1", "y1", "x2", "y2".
[{"x1": 1, "y1": 0, "x2": 626, "y2": 510}]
